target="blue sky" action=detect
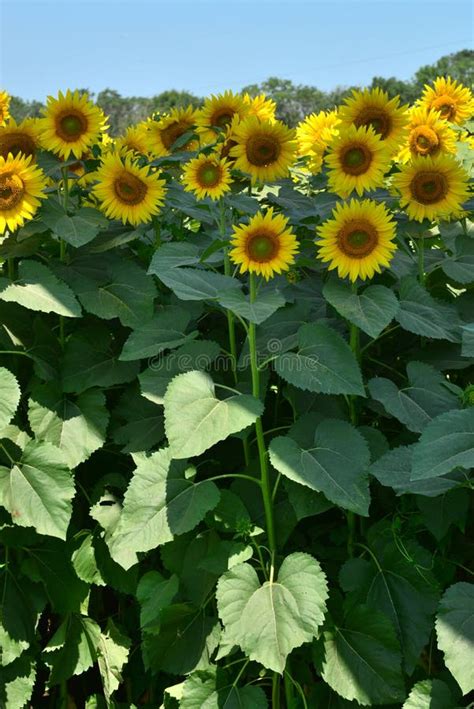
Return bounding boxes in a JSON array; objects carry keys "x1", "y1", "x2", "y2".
[{"x1": 1, "y1": 0, "x2": 472, "y2": 100}]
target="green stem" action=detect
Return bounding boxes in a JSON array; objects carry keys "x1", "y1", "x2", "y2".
[
  {"x1": 272, "y1": 673, "x2": 281, "y2": 709},
  {"x1": 347, "y1": 281, "x2": 360, "y2": 557},
  {"x1": 284, "y1": 660, "x2": 295, "y2": 708},
  {"x1": 205, "y1": 473, "x2": 262, "y2": 487},
  {"x1": 418, "y1": 235, "x2": 425, "y2": 286},
  {"x1": 59, "y1": 168, "x2": 69, "y2": 349},
  {"x1": 7, "y1": 258, "x2": 15, "y2": 281},
  {"x1": 248, "y1": 273, "x2": 277, "y2": 559}
]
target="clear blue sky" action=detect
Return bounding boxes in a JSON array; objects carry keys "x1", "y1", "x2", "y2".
[{"x1": 1, "y1": 0, "x2": 472, "y2": 100}]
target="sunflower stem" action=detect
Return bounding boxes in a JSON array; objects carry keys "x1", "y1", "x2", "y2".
[
  {"x1": 272, "y1": 672, "x2": 281, "y2": 709},
  {"x1": 7, "y1": 258, "x2": 15, "y2": 281},
  {"x1": 347, "y1": 280, "x2": 361, "y2": 557},
  {"x1": 418, "y1": 235, "x2": 425, "y2": 286},
  {"x1": 248, "y1": 273, "x2": 277, "y2": 563},
  {"x1": 59, "y1": 168, "x2": 69, "y2": 349}
]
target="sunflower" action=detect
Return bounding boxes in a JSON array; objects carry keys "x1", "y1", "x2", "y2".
[
  {"x1": 296, "y1": 110, "x2": 340, "y2": 173},
  {"x1": 182, "y1": 153, "x2": 232, "y2": 200},
  {"x1": 147, "y1": 106, "x2": 198, "y2": 157},
  {"x1": 0, "y1": 117, "x2": 42, "y2": 160},
  {"x1": 39, "y1": 90, "x2": 105, "y2": 159},
  {"x1": 229, "y1": 207, "x2": 299, "y2": 280},
  {"x1": 317, "y1": 199, "x2": 397, "y2": 282},
  {"x1": 230, "y1": 117, "x2": 296, "y2": 184},
  {"x1": 242, "y1": 93, "x2": 277, "y2": 122},
  {"x1": 0, "y1": 153, "x2": 47, "y2": 233},
  {"x1": 325, "y1": 124, "x2": 391, "y2": 197},
  {"x1": 398, "y1": 106, "x2": 457, "y2": 163},
  {"x1": 0, "y1": 91, "x2": 10, "y2": 126},
  {"x1": 419, "y1": 76, "x2": 474, "y2": 125},
  {"x1": 114, "y1": 123, "x2": 150, "y2": 156},
  {"x1": 391, "y1": 154, "x2": 470, "y2": 222},
  {"x1": 339, "y1": 87, "x2": 409, "y2": 154},
  {"x1": 92, "y1": 152, "x2": 167, "y2": 226},
  {"x1": 196, "y1": 91, "x2": 249, "y2": 145}
]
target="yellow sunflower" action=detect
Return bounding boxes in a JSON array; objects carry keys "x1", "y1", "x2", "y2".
[
  {"x1": 0, "y1": 91, "x2": 10, "y2": 126},
  {"x1": 230, "y1": 117, "x2": 296, "y2": 184},
  {"x1": 196, "y1": 91, "x2": 249, "y2": 145},
  {"x1": 325, "y1": 124, "x2": 392, "y2": 197},
  {"x1": 339, "y1": 87, "x2": 409, "y2": 154},
  {"x1": 229, "y1": 207, "x2": 299, "y2": 280},
  {"x1": 317, "y1": 199, "x2": 397, "y2": 282},
  {"x1": 296, "y1": 110, "x2": 341, "y2": 173},
  {"x1": 242, "y1": 93, "x2": 277, "y2": 122},
  {"x1": 391, "y1": 154, "x2": 470, "y2": 222},
  {"x1": 92, "y1": 152, "x2": 167, "y2": 226},
  {"x1": 39, "y1": 90, "x2": 105, "y2": 159},
  {"x1": 114, "y1": 123, "x2": 150, "y2": 156},
  {"x1": 419, "y1": 76, "x2": 474, "y2": 125},
  {"x1": 398, "y1": 106, "x2": 457, "y2": 163},
  {"x1": 147, "y1": 106, "x2": 198, "y2": 157},
  {"x1": 182, "y1": 153, "x2": 232, "y2": 200},
  {"x1": 0, "y1": 117, "x2": 42, "y2": 160},
  {"x1": 0, "y1": 153, "x2": 47, "y2": 233}
]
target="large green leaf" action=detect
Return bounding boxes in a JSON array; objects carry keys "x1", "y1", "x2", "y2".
[
  {"x1": 108, "y1": 448, "x2": 220, "y2": 569},
  {"x1": 0, "y1": 564, "x2": 45, "y2": 666},
  {"x1": 28, "y1": 384, "x2": 109, "y2": 468},
  {"x1": 164, "y1": 371, "x2": 263, "y2": 459},
  {"x1": 218, "y1": 287, "x2": 286, "y2": 325},
  {"x1": 0, "y1": 367, "x2": 20, "y2": 429},
  {"x1": 0, "y1": 260, "x2": 81, "y2": 317},
  {"x1": 216, "y1": 552, "x2": 328, "y2": 673},
  {"x1": 368, "y1": 361, "x2": 460, "y2": 433},
  {"x1": 323, "y1": 279, "x2": 399, "y2": 338},
  {"x1": 137, "y1": 571, "x2": 179, "y2": 635},
  {"x1": 119, "y1": 306, "x2": 197, "y2": 361},
  {"x1": 0, "y1": 441, "x2": 74, "y2": 539},
  {"x1": 275, "y1": 323, "x2": 365, "y2": 396},
  {"x1": 53, "y1": 207, "x2": 108, "y2": 248},
  {"x1": 0, "y1": 654, "x2": 37, "y2": 708},
  {"x1": 436, "y1": 582, "x2": 474, "y2": 695},
  {"x1": 416, "y1": 488, "x2": 470, "y2": 540},
  {"x1": 395, "y1": 277, "x2": 460, "y2": 342},
  {"x1": 403, "y1": 679, "x2": 456, "y2": 708},
  {"x1": 43, "y1": 614, "x2": 101, "y2": 685},
  {"x1": 111, "y1": 387, "x2": 165, "y2": 453},
  {"x1": 180, "y1": 669, "x2": 268, "y2": 708},
  {"x1": 441, "y1": 236, "x2": 474, "y2": 284},
  {"x1": 97, "y1": 620, "x2": 130, "y2": 706},
  {"x1": 314, "y1": 605, "x2": 405, "y2": 705},
  {"x1": 269, "y1": 420, "x2": 370, "y2": 515},
  {"x1": 339, "y1": 533, "x2": 440, "y2": 673},
  {"x1": 411, "y1": 408, "x2": 474, "y2": 480}
]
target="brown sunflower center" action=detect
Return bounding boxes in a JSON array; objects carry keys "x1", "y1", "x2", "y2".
[
  {"x1": 211, "y1": 108, "x2": 235, "y2": 129},
  {"x1": 410, "y1": 170, "x2": 448, "y2": 204},
  {"x1": 0, "y1": 133, "x2": 36, "y2": 159},
  {"x1": 409, "y1": 126, "x2": 440, "y2": 156},
  {"x1": 340, "y1": 143, "x2": 372, "y2": 175},
  {"x1": 197, "y1": 162, "x2": 221, "y2": 187},
  {"x1": 160, "y1": 121, "x2": 193, "y2": 150},
  {"x1": 246, "y1": 230, "x2": 278, "y2": 262},
  {"x1": 355, "y1": 108, "x2": 392, "y2": 139},
  {"x1": 431, "y1": 95, "x2": 456, "y2": 121},
  {"x1": 337, "y1": 219, "x2": 378, "y2": 258},
  {"x1": 113, "y1": 172, "x2": 148, "y2": 205},
  {"x1": 0, "y1": 172, "x2": 25, "y2": 211},
  {"x1": 246, "y1": 134, "x2": 281, "y2": 166},
  {"x1": 56, "y1": 110, "x2": 88, "y2": 142}
]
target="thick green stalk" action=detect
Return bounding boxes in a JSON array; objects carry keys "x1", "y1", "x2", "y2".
[
  {"x1": 272, "y1": 672, "x2": 281, "y2": 709},
  {"x1": 248, "y1": 273, "x2": 277, "y2": 558},
  {"x1": 59, "y1": 169, "x2": 69, "y2": 348},
  {"x1": 347, "y1": 281, "x2": 361, "y2": 557}
]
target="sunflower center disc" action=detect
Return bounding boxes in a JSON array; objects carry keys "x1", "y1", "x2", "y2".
[
  {"x1": 410, "y1": 127, "x2": 439, "y2": 156},
  {"x1": 57, "y1": 111, "x2": 88, "y2": 141},
  {"x1": 247, "y1": 232, "x2": 277, "y2": 261},
  {"x1": 246, "y1": 136, "x2": 280, "y2": 166},
  {"x1": 432, "y1": 95, "x2": 456, "y2": 120},
  {"x1": 356, "y1": 109, "x2": 391, "y2": 139},
  {"x1": 0, "y1": 173, "x2": 25, "y2": 210},
  {"x1": 341, "y1": 145, "x2": 371, "y2": 175},
  {"x1": 161, "y1": 121, "x2": 191, "y2": 150},
  {"x1": 410, "y1": 171, "x2": 448, "y2": 204},
  {"x1": 338, "y1": 219, "x2": 378, "y2": 258},
  {"x1": 213, "y1": 110, "x2": 234, "y2": 128},
  {"x1": 114, "y1": 172, "x2": 148, "y2": 205},
  {"x1": 0, "y1": 134, "x2": 36, "y2": 159},
  {"x1": 198, "y1": 164, "x2": 221, "y2": 187}
]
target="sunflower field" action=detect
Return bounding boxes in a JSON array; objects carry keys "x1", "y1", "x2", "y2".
[{"x1": 0, "y1": 78, "x2": 473, "y2": 709}]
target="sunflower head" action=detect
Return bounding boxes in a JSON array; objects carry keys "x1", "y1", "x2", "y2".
[
  {"x1": 296, "y1": 110, "x2": 341, "y2": 174},
  {"x1": 230, "y1": 207, "x2": 299, "y2": 280},
  {"x1": 420, "y1": 76, "x2": 474, "y2": 125},
  {"x1": 230, "y1": 116, "x2": 296, "y2": 184},
  {"x1": 0, "y1": 153, "x2": 47, "y2": 233},
  {"x1": 391, "y1": 153, "x2": 470, "y2": 222},
  {"x1": 92, "y1": 151, "x2": 167, "y2": 226},
  {"x1": 196, "y1": 91, "x2": 249, "y2": 145},
  {"x1": 40, "y1": 89, "x2": 106, "y2": 159},
  {"x1": 182, "y1": 153, "x2": 232, "y2": 201},
  {"x1": 316, "y1": 198, "x2": 397, "y2": 282},
  {"x1": 114, "y1": 123, "x2": 150, "y2": 156},
  {"x1": 339, "y1": 87, "x2": 409, "y2": 154},
  {"x1": 397, "y1": 106, "x2": 457, "y2": 163},
  {"x1": 242, "y1": 93, "x2": 277, "y2": 123},
  {"x1": 0, "y1": 91, "x2": 10, "y2": 126},
  {"x1": 325, "y1": 124, "x2": 391, "y2": 197},
  {"x1": 0, "y1": 117, "x2": 42, "y2": 160},
  {"x1": 147, "y1": 106, "x2": 198, "y2": 157}
]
